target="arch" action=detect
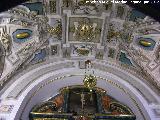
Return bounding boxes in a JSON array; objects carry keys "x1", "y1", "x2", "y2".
[{"x1": 1, "y1": 60, "x2": 159, "y2": 120}]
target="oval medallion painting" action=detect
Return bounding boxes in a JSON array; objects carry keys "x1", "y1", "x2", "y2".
[
  {"x1": 137, "y1": 37, "x2": 156, "y2": 50},
  {"x1": 12, "y1": 29, "x2": 32, "y2": 43}
]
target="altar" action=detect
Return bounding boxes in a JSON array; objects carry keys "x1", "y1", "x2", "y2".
[{"x1": 29, "y1": 86, "x2": 136, "y2": 120}]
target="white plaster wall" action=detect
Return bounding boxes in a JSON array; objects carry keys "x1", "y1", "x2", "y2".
[{"x1": 0, "y1": 60, "x2": 159, "y2": 120}]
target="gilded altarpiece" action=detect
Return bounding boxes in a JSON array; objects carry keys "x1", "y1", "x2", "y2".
[{"x1": 30, "y1": 86, "x2": 136, "y2": 120}]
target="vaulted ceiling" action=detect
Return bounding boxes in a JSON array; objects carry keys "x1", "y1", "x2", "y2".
[
  {"x1": 0, "y1": 0, "x2": 159, "y2": 91},
  {"x1": 0, "y1": 0, "x2": 160, "y2": 119}
]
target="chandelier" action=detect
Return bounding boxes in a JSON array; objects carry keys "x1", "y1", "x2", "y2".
[{"x1": 83, "y1": 60, "x2": 97, "y2": 91}]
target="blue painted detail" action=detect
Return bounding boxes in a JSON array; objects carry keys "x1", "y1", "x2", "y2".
[
  {"x1": 63, "y1": 92, "x2": 69, "y2": 112},
  {"x1": 119, "y1": 52, "x2": 133, "y2": 66},
  {"x1": 95, "y1": 115, "x2": 135, "y2": 119},
  {"x1": 12, "y1": 29, "x2": 32, "y2": 43},
  {"x1": 129, "y1": 9, "x2": 146, "y2": 21},
  {"x1": 31, "y1": 49, "x2": 46, "y2": 62},
  {"x1": 23, "y1": 2, "x2": 43, "y2": 15},
  {"x1": 96, "y1": 93, "x2": 105, "y2": 113},
  {"x1": 137, "y1": 37, "x2": 156, "y2": 50}
]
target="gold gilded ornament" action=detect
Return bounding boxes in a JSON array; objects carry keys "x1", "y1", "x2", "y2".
[
  {"x1": 76, "y1": 48, "x2": 89, "y2": 56},
  {"x1": 139, "y1": 40, "x2": 152, "y2": 47},
  {"x1": 70, "y1": 18, "x2": 101, "y2": 41},
  {"x1": 16, "y1": 32, "x2": 30, "y2": 39},
  {"x1": 83, "y1": 74, "x2": 97, "y2": 90}
]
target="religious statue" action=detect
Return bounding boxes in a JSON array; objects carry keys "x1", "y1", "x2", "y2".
[{"x1": 80, "y1": 92, "x2": 85, "y2": 112}]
